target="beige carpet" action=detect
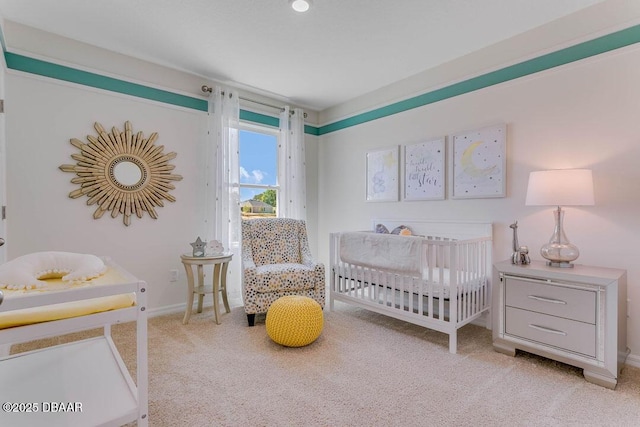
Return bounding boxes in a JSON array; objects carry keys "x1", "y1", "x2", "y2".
[{"x1": 13, "y1": 303, "x2": 640, "y2": 426}]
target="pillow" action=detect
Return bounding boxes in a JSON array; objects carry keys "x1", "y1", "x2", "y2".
[
  {"x1": 375, "y1": 224, "x2": 389, "y2": 234},
  {"x1": 391, "y1": 225, "x2": 412, "y2": 236},
  {"x1": 0, "y1": 251, "x2": 107, "y2": 290}
]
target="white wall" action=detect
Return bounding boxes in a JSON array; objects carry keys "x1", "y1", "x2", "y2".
[
  {"x1": 4, "y1": 70, "x2": 322, "y2": 315},
  {"x1": 318, "y1": 45, "x2": 640, "y2": 361},
  {"x1": 6, "y1": 73, "x2": 209, "y2": 311}
]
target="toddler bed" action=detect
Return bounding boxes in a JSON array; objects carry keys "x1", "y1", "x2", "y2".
[
  {"x1": 330, "y1": 220, "x2": 492, "y2": 353},
  {"x1": 0, "y1": 255, "x2": 148, "y2": 427}
]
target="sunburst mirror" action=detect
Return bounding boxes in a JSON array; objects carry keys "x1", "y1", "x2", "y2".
[{"x1": 59, "y1": 121, "x2": 183, "y2": 226}]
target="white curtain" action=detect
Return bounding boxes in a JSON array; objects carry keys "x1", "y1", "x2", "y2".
[
  {"x1": 278, "y1": 106, "x2": 307, "y2": 220},
  {"x1": 205, "y1": 86, "x2": 241, "y2": 299},
  {"x1": 206, "y1": 86, "x2": 240, "y2": 246}
]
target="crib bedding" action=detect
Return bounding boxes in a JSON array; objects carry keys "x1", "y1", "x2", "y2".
[{"x1": 0, "y1": 267, "x2": 136, "y2": 329}]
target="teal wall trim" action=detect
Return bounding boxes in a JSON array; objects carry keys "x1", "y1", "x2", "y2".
[
  {"x1": 4, "y1": 51, "x2": 322, "y2": 135},
  {"x1": 304, "y1": 124, "x2": 320, "y2": 136},
  {"x1": 238, "y1": 110, "x2": 320, "y2": 135},
  {"x1": 5, "y1": 52, "x2": 208, "y2": 111},
  {"x1": 4, "y1": 22, "x2": 639, "y2": 137},
  {"x1": 318, "y1": 24, "x2": 640, "y2": 135},
  {"x1": 239, "y1": 110, "x2": 279, "y2": 127}
]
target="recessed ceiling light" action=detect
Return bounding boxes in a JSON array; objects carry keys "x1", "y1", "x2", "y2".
[{"x1": 290, "y1": 0, "x2": 311, "y2": 13}]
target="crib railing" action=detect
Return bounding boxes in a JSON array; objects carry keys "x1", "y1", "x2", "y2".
[{"x1": 329, "y1": 232, "x2": 491, "y2": 326}]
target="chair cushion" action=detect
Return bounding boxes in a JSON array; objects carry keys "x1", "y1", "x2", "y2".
[
  {"x1": 248, "y1": 219, "x2": 302, "y2": 266},
  {"x1": 251, "y1": 263, "x2": 318, "y2": 293}
]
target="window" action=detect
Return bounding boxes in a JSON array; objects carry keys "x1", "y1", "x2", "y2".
[{"x1": 239, "y1": 124, "x2": 279, "y2": 220}]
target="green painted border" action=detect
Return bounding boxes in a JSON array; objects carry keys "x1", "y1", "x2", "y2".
[
  {"x1": 239, "y1": 110, "x2": 279, "y2": 127},
  {"x1": 3, "y1": 23, "x2": 640, "y2": 136},
  {"x1": 317, "y1": 24, "x2": 640, "y2": 135},
  {"x1": 4, "y1": 51, "x2": 321, "y2": 135},
  {"x1": 5, "y1": 52, "x2": 208, "y2": 111}
]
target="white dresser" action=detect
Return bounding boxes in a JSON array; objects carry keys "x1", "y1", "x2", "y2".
[{"x1": 492, "y1": 260, "x2": 627, "y2": 389}]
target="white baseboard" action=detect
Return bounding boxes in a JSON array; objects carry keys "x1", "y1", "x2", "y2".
[
  {"x1": 624, "y1": 352, "x2": 640, "y2": 369},
  {"x1": 147, "y1": 297, "x2": 244, "y2": 319},
  {"x1": 147, "y1": 303, "x2": 185, "y2": 318}
]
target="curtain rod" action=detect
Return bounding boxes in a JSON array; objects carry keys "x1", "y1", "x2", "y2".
[{"x1": 201, "y1": 85, "x2": 306, "y2": 118}]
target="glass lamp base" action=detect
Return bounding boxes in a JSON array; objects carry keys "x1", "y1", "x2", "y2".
[{"x1": 540, "y1": 207, "x2": 580, "y2": 268}]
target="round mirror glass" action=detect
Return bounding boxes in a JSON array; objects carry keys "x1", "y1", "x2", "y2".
[{"x1": 113, "y1": 160, "x2": 143, "y2": 186}]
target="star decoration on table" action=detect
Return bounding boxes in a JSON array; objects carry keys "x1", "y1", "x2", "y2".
[{"x1": 190, "y1": 237, "x2": 206, "y2": 257}]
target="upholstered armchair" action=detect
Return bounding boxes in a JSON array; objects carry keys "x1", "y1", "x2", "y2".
[{"x1": 241, "y1": 218, "x2": 325, "y2": 326}]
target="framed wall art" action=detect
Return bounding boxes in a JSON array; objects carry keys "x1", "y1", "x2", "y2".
[
  {"x1": 451, "y1": 124, "x2": 506, "y2": 199},
  {"x1": 366, "y1": 146, "x2": 399, "y2": 202},
  {"x1": 404, "y1": 137, "x2": 445, "y2": 201}
]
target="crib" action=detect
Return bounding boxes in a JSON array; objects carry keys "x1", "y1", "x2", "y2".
[{"x1": 330, "y1": 220, "x2": 492, "y2": 353}]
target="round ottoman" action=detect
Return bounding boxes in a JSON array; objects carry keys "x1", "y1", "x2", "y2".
[{"x1": 266, "y1": 295, "x2": 323, "y2": 347}]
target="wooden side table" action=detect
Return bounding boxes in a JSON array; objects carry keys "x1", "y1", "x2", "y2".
[{"x1": 180, "y1": 253, "x2": 233, "y2": 325}]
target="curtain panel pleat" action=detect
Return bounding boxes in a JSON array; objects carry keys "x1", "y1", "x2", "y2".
[
  {"x1": 278, "y1": 106, "x2": 307, "y2": 220},
  {"x1": 206, "y1": 86, "x2": 240, "y2": 246}
]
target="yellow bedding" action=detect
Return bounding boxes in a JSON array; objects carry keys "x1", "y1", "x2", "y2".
[{"x1": 0, "y1": 267, "x2": 136, "y2": 329}]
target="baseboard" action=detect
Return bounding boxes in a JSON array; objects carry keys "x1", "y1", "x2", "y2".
[
  {"x1": 147, "y1": 297, "x2": 244, "y2": 319},
  {"x1": 147, "y1": 303, "x2": 185, "y2": 318},
  {"x1": 624, "y1": 352, "x2": 640, "y2": 369}
]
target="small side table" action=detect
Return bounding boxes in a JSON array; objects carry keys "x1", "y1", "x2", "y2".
[{"x1": 180, "y1": 253, "x2": 233, "y2": 325}]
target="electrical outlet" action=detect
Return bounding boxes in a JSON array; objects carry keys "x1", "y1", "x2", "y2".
[{"x1": 169, "y1": 269, "x2": 178, "y2": 282}]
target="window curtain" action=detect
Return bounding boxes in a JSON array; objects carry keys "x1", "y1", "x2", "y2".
[
  {"x1": 278, "y1": 106, "x2": 307, "y2": 220},
  {"x1": 205, "y1": 86, "x2": 241, "y2": 298},
  {"x1": 206, "y1": 86, "x2": 240, "y2": 246}
]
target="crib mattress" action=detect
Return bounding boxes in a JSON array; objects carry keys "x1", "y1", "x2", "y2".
[
  {"x1": 0, "y1": 267, "x2": 136, "y2": 330},
  {"x1": 333, "y1": 264, "x2": 486, "y2": 299}
]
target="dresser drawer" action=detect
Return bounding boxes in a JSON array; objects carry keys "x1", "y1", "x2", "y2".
[
  {"x1": 505, "y1": 306, "x2": 596, "y2": 357},
  {"x1": 505, "y1": 277, "x2": 596, "y2": 324}
]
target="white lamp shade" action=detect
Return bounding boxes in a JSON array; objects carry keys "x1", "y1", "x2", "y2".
[{"x1": 525, "y1": 169, "x2": 594, "y2": 206}]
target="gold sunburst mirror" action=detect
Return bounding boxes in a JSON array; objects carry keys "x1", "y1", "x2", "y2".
[{"x1": 59, "y1": 121, "x2": 183, "y2": 226}]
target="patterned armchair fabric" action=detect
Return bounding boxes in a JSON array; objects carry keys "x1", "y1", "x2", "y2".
[{"x1": 241, "y1": 218, "x2": 325, "y2": 326}]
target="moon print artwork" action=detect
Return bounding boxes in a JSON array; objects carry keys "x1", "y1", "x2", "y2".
[{"x1": 451, "y1": 124, "x2": 506, "y2": 199}]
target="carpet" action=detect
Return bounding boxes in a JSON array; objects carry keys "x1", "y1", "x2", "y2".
[{"x1": 12, "y1": 302, "x2": 640, "y2": 426}]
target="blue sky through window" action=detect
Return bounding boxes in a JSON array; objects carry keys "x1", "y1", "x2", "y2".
[{"x1": 239, "y1": 129, "x2": 278, "y2": 202}]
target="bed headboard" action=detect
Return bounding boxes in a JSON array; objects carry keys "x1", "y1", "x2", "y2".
[{"x1": 371, "y1": 219, "x2": 492, "y2": 241}]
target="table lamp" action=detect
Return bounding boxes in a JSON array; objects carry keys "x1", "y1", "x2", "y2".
[{"x1": 525, "y1": 169, "x2": 594, "y2": 268}]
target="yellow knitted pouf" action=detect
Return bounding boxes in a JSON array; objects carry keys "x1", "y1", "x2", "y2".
[{"x1": 266, "y1": 295, "x2": 324, "y2": 347}]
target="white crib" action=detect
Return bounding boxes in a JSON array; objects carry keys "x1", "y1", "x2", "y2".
[{"x1": 330, "y1": 220, "x2": 492, "y2": 354}]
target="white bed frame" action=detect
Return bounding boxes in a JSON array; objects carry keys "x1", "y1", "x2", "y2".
[
  {"x1": 0, "y1": 257, "x2": 148, "y2": 427},
  {"x1": 330, "y1": 220, "x2": 492, "y2": 354}
]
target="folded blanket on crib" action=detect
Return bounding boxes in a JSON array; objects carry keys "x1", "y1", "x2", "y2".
[{"x1": 339, "y1": 232, "x2": 423, "y2": 276}]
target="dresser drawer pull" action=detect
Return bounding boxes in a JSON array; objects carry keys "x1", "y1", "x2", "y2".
[
  {"x1": 527, "y1": 295, "x2": 567, "y2": 305},
  {"x1": 528, "y1": 324, "x2": 567, "y2": 336}
]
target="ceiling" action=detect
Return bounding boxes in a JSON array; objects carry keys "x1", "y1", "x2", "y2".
[{"x1": 0, "y1": 0, "x2": 604, "y2": 111}]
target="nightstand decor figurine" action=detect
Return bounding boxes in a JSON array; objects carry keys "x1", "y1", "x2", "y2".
[
  {"x1": 190, "y1": 237, "x2": 207, "y2": 257},
  {"x1": 207, "y1": 240, "x2": 224, "y2": 256},
  {"x1": 509, "y1": 221, "x2": 531, "y2": 265}
]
